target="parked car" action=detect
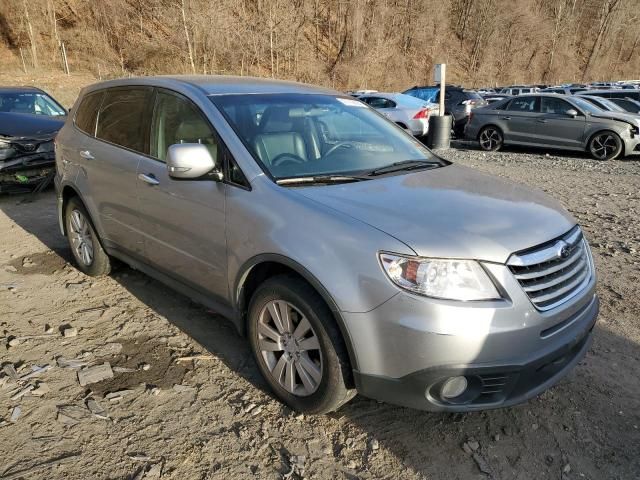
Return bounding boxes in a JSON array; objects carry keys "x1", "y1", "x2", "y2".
[
  {"x1": 56, "y1": 76, "x2": 598, "y2": 414},
  {"x1": 402, "y1": 85, "x2": 487, "y2": 136},
  {"x1": 358, "y1": 92, "x2": 439, "y2": 136},
  {"x1": 0, "y1": 86, "x2": 66, "y2": 193},
  {"x1": 606, "y1": 97, "x2": 640, "y2": 114},
  {"x1": 580, "y1": 89, "x2": 640, "y2": 101},
  {"x1": 480, "y1": 93, "x2": 512, "y2": 104},
  {"x1": 498, "y1": 86, "x2": 540, "y2": 96},
  {"x1": 465, "y1": 94, "x2": 640, "y2": 160},
  {"x1": 347, "y1": 89, "x2": 378, "y2": 97},
  {"x1": 575, "y1": 95, "x2": 640, "y2": 118},
  {"x1": 542, "y1": 87, "x2": 588, "y2": 95}
]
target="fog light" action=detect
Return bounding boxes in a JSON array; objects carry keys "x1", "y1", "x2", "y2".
[{"x1": 441, "y1": 376, "x2": 468, "y2": 399}]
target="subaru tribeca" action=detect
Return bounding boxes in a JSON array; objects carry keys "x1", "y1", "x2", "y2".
[{"x1": 55, "y1": 76, "x2": 598, "y2": 414}]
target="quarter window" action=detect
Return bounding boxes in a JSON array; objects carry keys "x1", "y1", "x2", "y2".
[
  {"x1": 75, "y1": 91, "x2": 104, "y2": 136},
  {"x1": 95, "y1": 88, "x2": 152, "y2": 153},
  {"x1": 150, "y1": 90, "x2": 218, "y2": 163}
]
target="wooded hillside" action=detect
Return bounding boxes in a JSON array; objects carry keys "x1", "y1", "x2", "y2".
[{"x1": 1, "y1": 0, "x2": 638, "y2": 90}]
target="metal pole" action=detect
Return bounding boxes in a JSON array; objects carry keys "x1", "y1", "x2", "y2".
[
  {"x1": 61, "y1": 42, "x2": 69, "y2": 75},
  {"x1": 19, "y1": 48, "x2": 27, "y2": 73},
  {"x1": 439, "y1": 64, "x2": 446, "y2": 116}
]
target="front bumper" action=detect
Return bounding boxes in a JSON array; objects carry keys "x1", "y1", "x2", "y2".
[
  {"x1": 352, "y1": 294, "x2": 598, "y2": 412},
  {"x1": 0, "y1": 153, "x2": 55, "y2": 192},
  {"x1": 621, "y1": 130, "x2": 640, "y2": 156}
]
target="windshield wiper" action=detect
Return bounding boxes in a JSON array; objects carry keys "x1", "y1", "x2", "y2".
[
  {"x1": 276, "y1": 175, "x2": 368, "y2": 186},
  {"x1": 367, "y1": 160, "x2": 441, "y2": 176}
]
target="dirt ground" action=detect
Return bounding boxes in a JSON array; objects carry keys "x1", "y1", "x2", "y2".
[{"x1": 1, "y1": 143, "x2": 639, "y2": 480}]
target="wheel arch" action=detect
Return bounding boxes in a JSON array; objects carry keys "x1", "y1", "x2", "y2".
[
  {"x1": 585, "y1": 128, "x2": 625, "y2": 156},
  {"x1": 234, "y1": 253, "x2": 359, "y2": 372},
  {"x1": 477, "y1": 123, "x2": 503, "y2": 139},
  {"x1": 395, "y1": 121, "x2": 408, "y2": 129},
  {"x1": 60, "y1": 184, "x2": 83, "y2": 236}
]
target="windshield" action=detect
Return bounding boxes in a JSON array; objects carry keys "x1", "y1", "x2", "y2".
[
  {"x1": 572, "y1": 97, "x2": 603, "y2": 114},
  {"x1": 212, "y1": 93, "x2": 441, "y2": 180},
  {"x1": 0, "y1": 92, "x2": 66, "y2": 116},
  {"x1": 596, "y1": 98, "x2": 626, "y2": 112}
]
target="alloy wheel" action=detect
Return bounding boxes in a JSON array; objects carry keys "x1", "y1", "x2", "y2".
[
  {"x1": 69, "y1": 209, "x2": 94, "y2": 266},
  {"x1": 257, "y1": 300, "x2": 323, "y2": 396},
  {"x1": 479, "y1": 128, "x2": 502, "y2": 150},
  {"x1": 590, "y1": 133, "x2": 619, "y2": 160}
]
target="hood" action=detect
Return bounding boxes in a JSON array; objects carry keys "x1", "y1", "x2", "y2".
[
  {"x1": 0, "y1": 112, "x2": 65, "y2": 139},
  {"x1": 589, "y1": 110, "x2": 640, "y2": 128},
  {"x1": 295, "y1": 164, "x2": 576, "y2": 264}
]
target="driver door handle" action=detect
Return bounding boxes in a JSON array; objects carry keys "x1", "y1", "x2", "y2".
[
  {"x1": 500, "y1": 116, "x2": 511, "y2": 120},
  {"x1": 138, "y1": 173, "x2": 160, "y2": 186},
  {"x1": 536, "y1": 119, "x2": 548, "y2": 123},
  {"x1": 79, "y1": 150, "x2": 94, "y2": 160}
]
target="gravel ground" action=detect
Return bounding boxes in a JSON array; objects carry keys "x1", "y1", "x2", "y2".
[{"x1": 0, "y1": 143, "x2": 639, "y2": 480}]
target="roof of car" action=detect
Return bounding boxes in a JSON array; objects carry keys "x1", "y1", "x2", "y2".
[
  {"x1": 580, "y1": 89, "x2": 638, "y2": 94},
  {"x1": 0, "y1": 86, "x2": 46, "y2": 94},
  {"x1": 82, "y1": 75, "x2": 340, "y2": 96}
]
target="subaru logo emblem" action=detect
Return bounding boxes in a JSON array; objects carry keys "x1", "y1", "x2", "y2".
[{"x1": 556, "y1": 240, "x2": 572, "y2": 259}]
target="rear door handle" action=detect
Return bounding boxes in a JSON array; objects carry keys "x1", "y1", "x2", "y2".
[
  {"x1": 138, "y1": 173, "x2": 160, "y2": 186},
  {"x1": 536, "y1": 119, "x2": 548, "y2": 123},
  {"x1": 79, "y1": 150, "x2": 94, "y2": 160},
  {"x1": 500, "y1": 116, "x2": 511, "y2": 120}
]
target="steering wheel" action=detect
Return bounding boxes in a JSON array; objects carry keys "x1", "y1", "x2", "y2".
[
  {"x1": 271, "y1": 153, "x2": 307, "y2": 167},
  {"x1": 323, "y1": 141, "x2": 353, "y2": 158}
]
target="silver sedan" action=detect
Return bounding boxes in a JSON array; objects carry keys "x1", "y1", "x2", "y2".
[
  {"x1": 464, "y1": 94, "x2": 640, "y2": 160},
  {"x1": 357, "y1": 92, "x2": 439, "y2": 137}
]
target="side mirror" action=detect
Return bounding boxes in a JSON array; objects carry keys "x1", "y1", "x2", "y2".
[
  {"x1": 166, "y1": 143, "x2": 221, "y2": 180},
  {"x1": 566, "y1": 108, "x2": 578, "y2": 117}
]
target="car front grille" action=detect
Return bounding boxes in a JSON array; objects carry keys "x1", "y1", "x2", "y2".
[{"x1": 507, "y1": 227, "x2": 592, "y2": 311}]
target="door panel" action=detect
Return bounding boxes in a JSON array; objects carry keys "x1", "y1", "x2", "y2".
[
  {"x1": 502, "y1": 96, "x2": 542, "y2": 143},
  {"x1": 136, "y1": 89, "x2": 228, "y2": 301},
  {"x1": 79, "y1": 87, "x2": 152, "y2": 256},
  {"x1": 136, "y1": 159, "x2": 228, "y2": 299},
  {"x1": 81, "y1": 135, "x2": 144, "y2": 256},
  {"x1": 536, "y1": 97, "x2": 586, "y2": 149}
]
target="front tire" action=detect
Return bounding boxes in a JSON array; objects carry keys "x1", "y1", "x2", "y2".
[
  {"x1": 588, "y1": 131, "x2": 623, "y2": 160},
  {"x1": 64, "y1": 197, "x2": 111, "y2": 276},
  {"x1": 247, "y1": 275, "x2": 355, "y2": 414},
  {"x1": 478, "y1": 126, "x2": 504, "y2": 151}
]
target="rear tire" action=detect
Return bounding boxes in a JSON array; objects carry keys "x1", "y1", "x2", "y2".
[
  {"x1": 588, "y1": 131, "x2": 623, "y2": 160},
  {"x1": 478, "y1": 126, "x2": 504, "y2": 151},
  {"x1": 64, "y1": 197, "x2": 111, "y2": 276},
  {"x1": 247, "y1": 275, "x2": 355, "y2": 414}
]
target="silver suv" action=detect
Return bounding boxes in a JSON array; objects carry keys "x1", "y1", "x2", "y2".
[{"x1": 55, "y1": 76, "x2": 599, "y2": 414}]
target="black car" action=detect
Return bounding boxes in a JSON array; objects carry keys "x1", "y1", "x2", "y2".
[
  {"x1": 0, "y1": 87, "x2": 66, "y2": 193},
  {"x1": 402, "y1": 85, "x2": 487, "y2": 136}
]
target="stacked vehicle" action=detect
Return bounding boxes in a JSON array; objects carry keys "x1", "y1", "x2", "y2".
[
  {"x1": 0, "y1": 87, "x2": 66, "y2": 193},
  {"x1": 465, "y1": 93, "x2": 640, "y2": 160}
]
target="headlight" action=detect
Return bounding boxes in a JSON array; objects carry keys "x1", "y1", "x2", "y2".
[
  {"x1": 0, "y1": 139, "x2": 14, "y2": 161},
  {"x1": 379, "y1": 253, "x2": 501, "y2": 301}
]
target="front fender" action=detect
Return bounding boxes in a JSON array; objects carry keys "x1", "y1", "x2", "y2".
[{"x1": 226, "y1": 176, "x2": 415, "y2": 315}]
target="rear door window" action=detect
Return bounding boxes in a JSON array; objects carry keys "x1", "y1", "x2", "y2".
[
  {"x1": 74, "y1": 91, "x2": 104, "y2": 136},
  {"x1": 95, "y1": 87, "x2": 152, "y2": 153}
]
